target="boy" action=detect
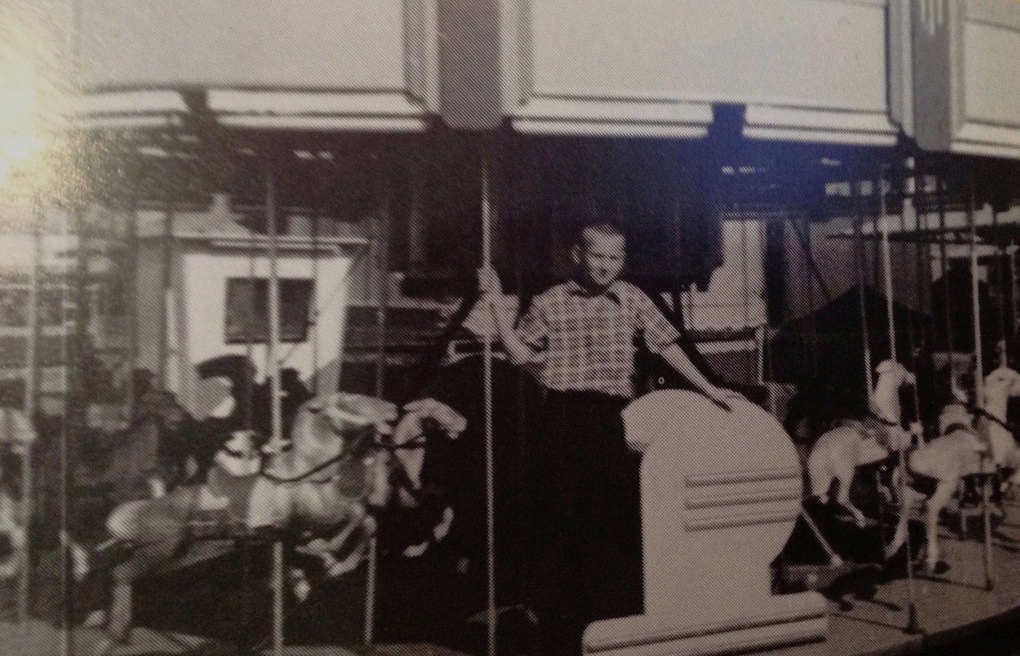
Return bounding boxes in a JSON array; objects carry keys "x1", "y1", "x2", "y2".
[{"x1": 479, "y1": 222, "x2": 739, "y2": 652}]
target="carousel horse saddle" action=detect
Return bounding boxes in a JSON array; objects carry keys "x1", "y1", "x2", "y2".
[{"x1": 190, "y1": 464, "x2": 260, "y2": 530}]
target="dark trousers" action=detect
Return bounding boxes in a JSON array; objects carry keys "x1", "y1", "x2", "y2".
[{"x1": 525, "y1": 391, "x2": 643, "y2": 650}]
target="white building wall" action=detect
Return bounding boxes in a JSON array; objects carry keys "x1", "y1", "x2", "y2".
[
  {"x1": 177, "y1": 243, "x2": 354, "y2": 418},
  {"x1": 685, "y1": 218, "x2": 767, "y2": 332}
]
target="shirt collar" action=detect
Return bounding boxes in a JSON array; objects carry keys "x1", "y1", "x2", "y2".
[{"x1": 565, "y1": 279, "x2": 623, "y2": 303}]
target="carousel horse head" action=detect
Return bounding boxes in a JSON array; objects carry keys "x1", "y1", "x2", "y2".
[
  {"x1": 984, "y1": 367, "x2": 1020, "y2": 414},
  {"x1": 870, "y1": 360, "x2": 916, "y2": 424},
  {"x1": 287, "y1": 392, "x2": 399, "y2": 468},
  {"x1": 981, "y1": 367, "x2": 1020, "y2": 466},
  {"x1": 338, "y1": 398, "x2": 468, "y2": 512}
]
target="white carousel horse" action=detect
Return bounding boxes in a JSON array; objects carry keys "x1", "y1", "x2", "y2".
[
  {"x1": 89, "y1": 392, "x2": 465, "y2": 654},
  {"x1": 981, "y1": 366, "x2": 1020, "y2": 478},
  {"x1": 886, "y1": 366, "x2": 1020, "y2": 574},
  {"x1": 806, "y1": 360, "x2": 916, "y2": 527}
]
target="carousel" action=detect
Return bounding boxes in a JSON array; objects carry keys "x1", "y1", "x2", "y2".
[{"x1": 3, "y1": 2, "x2": 1020, "y2": 656}]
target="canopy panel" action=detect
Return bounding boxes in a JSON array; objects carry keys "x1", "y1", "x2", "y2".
[
  {"x1": 913, "y1": 1, "x2": 1020, "y2": 160},
  {"x1": 52, "y1": 0, "x2": 439, "y2": 132},
  {"x1": 501, "y1": 0, "x2": 900, "y2": 145}
]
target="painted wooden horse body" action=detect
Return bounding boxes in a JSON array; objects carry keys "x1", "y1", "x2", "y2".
[
  {"x1": 886, "y1": 367, "x2": 1020, "y2": 573},
  {"x1": 806, "y1": 360, "x2": 915, "y2": 527},
  {"x1": 91, "y1": 392, "x2": 466, "y2": 653}
]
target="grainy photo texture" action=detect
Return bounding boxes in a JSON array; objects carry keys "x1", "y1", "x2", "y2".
[{"x1": 2, "y1": 2, "x2": 1020, "y2": 656}]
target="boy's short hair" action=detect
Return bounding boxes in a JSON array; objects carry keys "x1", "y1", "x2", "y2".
[{"x1": 577, "y1": 221, "x2": 625, "y2": 246}]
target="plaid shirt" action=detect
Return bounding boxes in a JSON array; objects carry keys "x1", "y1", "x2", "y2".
[{"x1": 516, "y1": 280, "x2": 680, "y2": 399}]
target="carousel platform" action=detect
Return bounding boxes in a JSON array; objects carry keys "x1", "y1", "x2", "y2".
[{"x1": 4, "y1": 509, "x2": 1020, "y2": 656}]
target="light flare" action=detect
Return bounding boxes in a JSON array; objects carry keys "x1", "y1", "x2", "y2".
[{"x1": 0, "y1": 11, "x2": 66, "y2": 207}]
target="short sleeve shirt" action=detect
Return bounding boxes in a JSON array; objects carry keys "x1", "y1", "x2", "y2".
[{"x1": 515, "y1": 280, "x2": 680, "y2": 399}]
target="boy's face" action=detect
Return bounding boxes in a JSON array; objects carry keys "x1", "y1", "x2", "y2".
[{"x1": 576, "y1": 230, "x2": 626, "y2": 290}]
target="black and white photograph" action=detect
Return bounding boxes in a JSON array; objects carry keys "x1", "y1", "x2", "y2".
[{"x1": 2, "y1": 2, "x2": 1020, "y2": 655}]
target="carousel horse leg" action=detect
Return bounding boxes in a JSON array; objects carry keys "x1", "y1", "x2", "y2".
[
  {"x1": 90, "y1": 565, "x2": 134, "y2": 656},
  {"x1": 923, "y1": 480, "x2": 957, "y2": 574},
  {"x1": 885, "y1": 485, "x2": 920, "y2": 561}
]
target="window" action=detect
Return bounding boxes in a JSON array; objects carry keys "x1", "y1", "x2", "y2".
[
  {"x1": 0, "y1": 289, "x2": 28, "y2": 327},
  {"x1": 0, "y1": 285, "x2": 98, "y2": 329},
  {"x1": 224, "y1": 278, "x2": 314, "y2": 344}
]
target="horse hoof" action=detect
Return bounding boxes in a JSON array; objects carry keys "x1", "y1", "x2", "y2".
[{"x1": 288, "y1": 568, "x2": 312, "y2": 603}]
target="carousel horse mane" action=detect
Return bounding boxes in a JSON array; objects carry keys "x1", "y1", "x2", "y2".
[{"x1": 262, "y1": 393, "x2": 400, "y2": 480}]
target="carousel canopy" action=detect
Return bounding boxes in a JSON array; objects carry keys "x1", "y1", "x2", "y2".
[{"x1": 2, "y1": 0, "x2": 1011, "y2": 159}]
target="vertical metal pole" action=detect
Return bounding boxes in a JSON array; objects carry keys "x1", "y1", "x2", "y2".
[
  {"x1": 1012, "y1": 239, "x2": 1019, "y2": 365},
  {"x1": 481, "y1": 145, "x2": 497, "y2": 656},
  {"x1": 374, "y1": 156, "x2": 393, "y2": 399},
  {"x1": 937, "y1": 178, "x2": 955, "y2": 381},
  {"x1": 63, "y1": 3, "x2": 82, "y2": 651},
  {"x1": 993, "y1": 207, "x2": 1006, "y2": 368},
  {"x1": 156, "y1": 122, "x2": 177, "y2": 390},
  {"x1": 125, "y1": 179, "x2": 140, "y2": 421},
  {"x1": 64, "y1": 205, "x2": 90, "y2": 652},
  {"x1": 311, "y1": 154, "x2": 323, "y2": 396},
  {"x1": 878, "y1": 168, "x2": 920, "y2": 633},
  {"x1": 853, "y1": 177, "x2": 873, "y2": 396},
  {"x1": 901, "y1": 187, "x2": 923, "y2": 436},
  {"x1": 58, "y1": 205, "x2": 71, "y2": 656},
  {"x1": 741, "y1": 216, "x2": 752, "y2": 382},
  {"x1": 879, "y1": 175, "x2": 896, "y2": 363},
  {"x1": 363, "y1": 530, "x2": 378, "y2": 650},
  {"x1": 804, "y1": 215, "x2": 817, "y2": 381},
  {"x1": 969, "y1": 177, "x2": 984, "y2": 407},
  {"x1": 361, "y1": 154, "x2": 394, "y2": 654},
  {"x1": 914, "y1": 169, "x2": 935, "y2": 440},
  {"x1": 19, "y1": 199, "x2": 43, "y2": 624},
  {"x1": 265, "y1": 150, "x2": 285, "y2": 656},
  {"x1": 967, "y1": 174, "x2": 993, "y2": 591}
]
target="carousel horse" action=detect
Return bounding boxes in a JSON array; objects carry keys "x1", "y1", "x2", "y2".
[
  {"x1": 980, "y1": 366, "x2": 1020, "y2": 479},
  {"x1": 806, "y1": 360, "x2": 916, "y2": 527},
  {"x1": 885, "y1": 366, "x2": 1020, "y2": 574},
  {"x1": 89, "y1": 392, "x2": 465, "y2": 653}
]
